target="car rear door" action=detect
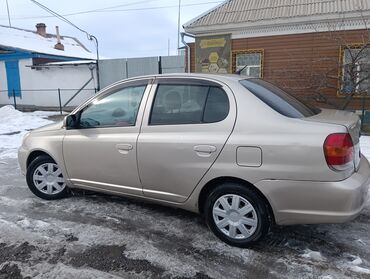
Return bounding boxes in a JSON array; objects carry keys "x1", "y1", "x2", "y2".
[
  {"x1": 63, "y1": 79, "x2": 152, "y2": 196},
  {"x1": 137, "y1": 77, "x2": 236, "y2": 203}
]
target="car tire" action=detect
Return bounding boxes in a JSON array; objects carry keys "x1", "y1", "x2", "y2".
[
  {"x1": 204, "y1": 182, "x2": 270, "y2": 247},
  {"x1": 26, "y1": 155, "x2": 68, "y2": 200}
]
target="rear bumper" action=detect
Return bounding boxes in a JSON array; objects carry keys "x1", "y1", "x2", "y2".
[{"x1": 256, "y1": 157, "x2": 370, "y2": 225}]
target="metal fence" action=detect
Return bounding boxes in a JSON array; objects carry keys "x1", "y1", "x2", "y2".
[{"x1": 0, "y1": 88, "x2": 97, "y2": 113}]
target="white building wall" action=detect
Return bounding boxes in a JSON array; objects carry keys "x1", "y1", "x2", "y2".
[{"x1": 0, "y1": 58, "x2": 97, "y2": 108}]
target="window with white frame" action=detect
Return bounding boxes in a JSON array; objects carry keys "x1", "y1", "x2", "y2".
[
  {"x1": 235, "y1": 51, "x2": 263, "y2": 78},
  {"x1": 341, "y1": 46, "x2": 370, "y2": 94}
]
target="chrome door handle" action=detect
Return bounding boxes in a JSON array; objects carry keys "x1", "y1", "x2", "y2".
[
  {"x1": 116, "y1": 144, "x2": 133, "y2": 154},
  {"x1": 193, "y1": 145, "x2": 217, "y2": 153}
]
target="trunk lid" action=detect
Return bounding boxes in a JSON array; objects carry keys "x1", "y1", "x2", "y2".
[{"x1": 305, "y1": 109, "x2": 361, "y2": 171}]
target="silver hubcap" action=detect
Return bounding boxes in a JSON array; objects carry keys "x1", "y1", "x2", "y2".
[
  {"x1": 212, "y1": 194, "x2": 258, "y2": 240},
  {"x1": 33, "y1": 163, "x2": 66, "y2": 195}
]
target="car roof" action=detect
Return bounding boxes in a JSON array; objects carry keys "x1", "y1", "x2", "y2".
[{"x1": 118, "y1": 73, "x2": 250, "y2": 84}]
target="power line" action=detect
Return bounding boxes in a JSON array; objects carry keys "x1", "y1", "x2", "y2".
[
  {"x1": 29, "y1": 0, "x2": 101, "y2": 90},
  {"x1": 177, "y1": 0, "x2": 181, "y2": 54},
  {"x1": 29, "y1": 0, "x2": 89, "y2": 37},
  {"x1": 79, "y1": 0, "x2": 163, "y2": 13},
  {"x1": 5, "y1": 1, "x2": 222, "y2": 20},
  {"x1": 65, "y1": 1, "x2": 224, "y2": 16}
]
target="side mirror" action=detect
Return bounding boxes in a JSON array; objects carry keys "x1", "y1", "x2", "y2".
[{"x1": 64, "y1": 114, "x2": 77, "y2": 130}]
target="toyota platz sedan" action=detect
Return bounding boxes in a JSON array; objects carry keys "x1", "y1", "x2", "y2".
[{"x1": 18, "y1": 74, "x2": 370, "y2": 247}]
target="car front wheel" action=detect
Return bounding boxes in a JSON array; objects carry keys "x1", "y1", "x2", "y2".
[
  {"x1": 204, "y1": 183, "x2": 270, "y2": 247},
  {"x1": 26, "y1": 155, "x2": 68, "y2": 200}
]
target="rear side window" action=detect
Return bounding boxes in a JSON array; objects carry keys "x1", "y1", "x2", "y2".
[
  {"x1": 203, "y1": 87, "x2": 230, "y2": 123},
  {"x1": 240, "y1": 79, "x2": 319, "y2": 118},
  {"x1": 150, "y1": 84, "x2": 229, "y2": 125}
]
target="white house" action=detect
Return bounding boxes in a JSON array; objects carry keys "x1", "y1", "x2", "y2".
[{"x1": 0, "y1": 23, "x2": 98, "y2": 108}]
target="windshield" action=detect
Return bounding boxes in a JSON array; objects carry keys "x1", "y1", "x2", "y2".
[{"x1": 240, "y1": 79, "x2": 319, "y2": 118}]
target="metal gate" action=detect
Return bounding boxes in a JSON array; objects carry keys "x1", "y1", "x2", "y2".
[{"x1": 99, "y1": 55, "x2": 185, "y2": 89}]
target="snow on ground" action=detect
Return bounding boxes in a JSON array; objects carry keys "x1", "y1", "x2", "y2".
[
  {"x1": 360, "y1": 136, "x2": 370, "y2": 160},
  {"x1": 0, "y1": 105, "x2": 57, "y2": 159}
]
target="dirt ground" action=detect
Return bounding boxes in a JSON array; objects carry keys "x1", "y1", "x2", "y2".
[{"x1": 0, "y1": 157, "x2": 369, "y2": 279}]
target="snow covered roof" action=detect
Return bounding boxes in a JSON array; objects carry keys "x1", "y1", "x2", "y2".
[
  {"x1": 0, "y1": 24, "x2": 96, "y2": 60},
  {"x1": 184, "y1": 0, "x2": 370, "y2": 36}
]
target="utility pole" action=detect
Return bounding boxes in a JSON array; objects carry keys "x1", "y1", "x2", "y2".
[
  {"x1": 177, "y1": 0, "x2": 181, "y2": 54},
  {"x1": 168, "y1": 38, "x2": 170, "y2": 56},
  {"x1": 6, "y1": 0, "x2": 11, "y2": 27}
]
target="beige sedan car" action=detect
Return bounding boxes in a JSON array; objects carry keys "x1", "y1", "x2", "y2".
[{"x1": 18, "y1": 74, "x2": 370, "y2": 247}]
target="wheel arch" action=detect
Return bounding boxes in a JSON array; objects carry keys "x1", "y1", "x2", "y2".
[
  {"x1": 26, "y1": 150, "x2": 55, "y2": 168},
  {"x1": 198, "y1": 176, "x2": 275, "y2": 224}
]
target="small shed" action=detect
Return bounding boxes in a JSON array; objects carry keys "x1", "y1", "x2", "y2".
[{"x1": 0, "y1": 23, "x2": 97, "y2": 108}]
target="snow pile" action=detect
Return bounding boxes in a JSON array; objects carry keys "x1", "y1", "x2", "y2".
[
  {"x1": 345, "y1": 256, "x2": 370, "y2": 275},
  {"x1": 301, "y1": 249, "x2": 326, "y2": 261},
  {"x1": 360, "y1": 136, "x2": 370, "y2": 160},
  {"x1": 0, "y1": 106, "x2": 56, "y2": 159},
  {"x1": 348, "y1": 265, "x2": 370, "y2": 275},
  {"x1": 350, "y1": 256, "x2": 363, "y2": 266}
]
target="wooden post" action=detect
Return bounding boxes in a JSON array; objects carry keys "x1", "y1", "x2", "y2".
[
  {"x1": 13, "y1": 89, "x2": 17, "y2": 109},
  {"x1": 361, "y1": 95, "x2": 365, "y2": 131}
]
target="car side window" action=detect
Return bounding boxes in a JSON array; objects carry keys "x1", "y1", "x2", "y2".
[
  {"x1": 79, "y1": 85, "x2": 146, "y2": 128},
  {"x1": 240, "y1": 79, "x2": 319, "y2": 118},
  {"x1": 203, "y1": 87, "x2": 230, "y2": 123},
  {"x1": 149, "y1": 83, "x2": 229, "y2": 125}
]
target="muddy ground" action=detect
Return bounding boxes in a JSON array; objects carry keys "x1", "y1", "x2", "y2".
[{"x1": 0, "y1": 158, "x2": 369, "y2": 278}]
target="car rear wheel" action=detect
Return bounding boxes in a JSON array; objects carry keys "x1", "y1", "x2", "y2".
[
  {"x1": 26, "y1": 155, "x2": 68, "y2": 200},
  {"x1": 204, "y1": 183, "x2": 270, "y2": 247}
]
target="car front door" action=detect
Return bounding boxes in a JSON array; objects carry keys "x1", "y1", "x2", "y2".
[
  {"x1": 137, "y1": 78, "x2": 236, "y2": 203},
  {"x1": 63, "y1": 79, "x2": 152, "y2": 196}
]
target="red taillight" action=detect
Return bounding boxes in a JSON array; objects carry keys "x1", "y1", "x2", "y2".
[{"x1": 324, "y1": 133, "x2": 354, "y2": 171}]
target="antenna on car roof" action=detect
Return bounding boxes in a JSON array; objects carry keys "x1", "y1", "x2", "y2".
[{"x1": 235, "y1": 65, "x2": 248, "y2": 75}]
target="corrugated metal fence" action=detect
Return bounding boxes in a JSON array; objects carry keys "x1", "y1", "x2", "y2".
[{"x1": 99, "y1": 55, "x2": 185, "y2": 89}]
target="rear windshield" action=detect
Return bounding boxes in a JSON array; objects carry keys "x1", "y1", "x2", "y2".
[{"x1": 240, "y1": 79, "x2": 320, "y2": 118}]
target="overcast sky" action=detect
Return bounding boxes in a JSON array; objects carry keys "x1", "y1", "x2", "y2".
[{"x1": 0, "y1": 0, "x2": 223, "y2": 58}]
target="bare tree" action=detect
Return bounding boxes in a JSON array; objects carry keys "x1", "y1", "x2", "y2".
[
  {"x1": 262, "y1": 27, "x2": 369, "y2": 112},
  {"x1": 340, "y1": 40, "x2": 370, "y2": 109},
  {"x1": 303, "y1": 17, "x2": 370, "y2": 113}
]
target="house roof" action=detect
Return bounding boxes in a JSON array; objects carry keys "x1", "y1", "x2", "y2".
[
  {"x1": 0, "y1": 24, "x2": 96, "y2": 59},
  {"x1": 184, "y1": 0, "x2": 370, "y2": 36}
]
